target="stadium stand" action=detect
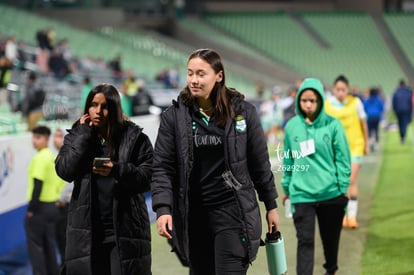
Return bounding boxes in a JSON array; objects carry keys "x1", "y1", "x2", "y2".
[
  {"x1": 204, "y1": 11, "x2": 406, "y2": 93},
  {"x1": 96, "y1": 26, "x2": 260, "y2": 94},
  {"x1": 384, "y1": 13, "x2": 414, "y2": 76},
  {"x1": 0, "y1": 3, "x2": 263, "y2": 130}
]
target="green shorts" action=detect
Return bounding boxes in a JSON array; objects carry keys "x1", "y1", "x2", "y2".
[{"x1": 351, "y1": 156, "x2": 363, "y2": 164}]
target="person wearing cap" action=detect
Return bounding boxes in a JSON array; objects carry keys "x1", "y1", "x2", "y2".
[{"x1": 281, "y1": 78, "x2": 351, "y2": 275}]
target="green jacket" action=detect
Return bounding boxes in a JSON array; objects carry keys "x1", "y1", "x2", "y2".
[{"x1": 281, "y1": 78, "x2": 351, "y2": 206}]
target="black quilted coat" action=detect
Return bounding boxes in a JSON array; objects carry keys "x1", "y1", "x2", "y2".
[
  {"x1": 55, "y1": 120, "x2": 153, "y2": 275},
  {"x1": 151, "y1": 95, "x2": 278, "y2": 266}
]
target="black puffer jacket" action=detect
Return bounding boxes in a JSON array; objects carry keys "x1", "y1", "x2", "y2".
[
  {"x1": 55, "y1": 120, "x2": 153, "y2": 275},
  {"x1": 151, "y1": 95, "x2": 278, "y2": 265}
]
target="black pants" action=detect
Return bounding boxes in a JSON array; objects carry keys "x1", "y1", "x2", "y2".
[
  {"x1": 188, "y1": 201, "x2": 249, "y2": 275},
  {"x1": 91, "y1": 241, "x2": 122, "y2": 275},
  {"x1": 56, "y1": 204, "x2": 68, "y2": 263},
  {"x1": 24, "y1": 202, "x2": 59, "y2": 275},
  {"x1": 293, "y1": 195, "x2": 348, "y2": 275},
  {"x1": 367, "y1": 116, "x2": 381, "y2": 143},
  {"x1": 396, "y1": 112, "x2": 411, "y2": 142}
]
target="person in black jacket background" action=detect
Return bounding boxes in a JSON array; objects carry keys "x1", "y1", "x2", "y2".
[
  {"x1": 55, "y1": 83, "x2": 153, "y2": 275},
  {"x1": 392, "y1": 79, "x2": 413, "y2": 144},
  {"x1": 151, "y1": 48, "x2": 279, "y2": 275}
]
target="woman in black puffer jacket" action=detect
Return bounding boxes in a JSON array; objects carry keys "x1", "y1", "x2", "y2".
[
  {"x1": 56, "y1": 83, "x2": 153, "y2": 275},
  {"x1": 151, "y1": 49, "x2": 280, "y2": 275}
]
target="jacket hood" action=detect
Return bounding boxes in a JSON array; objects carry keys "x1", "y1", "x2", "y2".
[{"x1": 295, "y1": 78, "x2": 326, "y2": 122}]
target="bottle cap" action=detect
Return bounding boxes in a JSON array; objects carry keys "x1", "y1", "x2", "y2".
[{"x1": 266, "y1": 230, "x2": 281, "y2": 242}]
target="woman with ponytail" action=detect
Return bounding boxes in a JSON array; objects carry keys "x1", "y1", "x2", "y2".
[{"x1": 151, "y1": 49, "x2": 280, "y2": 274}]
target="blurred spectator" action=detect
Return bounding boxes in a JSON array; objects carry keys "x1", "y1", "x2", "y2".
[
  {"x1": 5, "y1": 36, "x2": 18, "y2": 64},
  {"x1": 0, "y1": 32, "x2": 6, "y2": 56},
  {"x1": 253, "y1": 80, "x2": 265, "y2": 112},
  {"x1": 16, "y1": 41, "x2": 29, "y2": 70},
  {"x1": 155, "y1": 68, "x2": 168, "y2": 85},
  {"x1": 156, "y1": 66, "x2": 180, "y2": 89},
  {"x1": 80, "y1": 75, "x2": 93, "y2": 110},
  {"x1": 36, "y1": 48, "x2": 49, "y2": 74},
  {"x1": 131, "y1": 81, "x2": 154, "y2": 116},
  {"x1": 21, "y1": 71, "x2": 45, "y2": 131},
  {"x1": 46, "y1": 28, "x2": 56, "y2": 50},
  {"x1": 259, "y1": 86, "x2": 284, "y2": 144},
  {"x1": 392, "y1": 79, "x2": 413, "y2": 144},
  {"x1": 363, "y1": 88, "x2": 384, "y2": 151},
  {"x1": 121, "y1": 70, "x2": 138, "y2": 97},
  {"x1": 167, "y1": 65, "x2": 180, "y2": 89},
  {"x1": 118, "y1": 81, "x2": 133, "y2": 117},
  {"x1": 281, "y1": 85, "x2": 298, "y2": 128},
  {"x1": 108, "y1": 54, "x2": 122, "y2": 83},
  {"x1": 36, "y1": 28, "x2": 53, "y2": 51},
  {"x1": 351, "y1": 86, "x2": 364, "y2": 101},
  {"x1": 255, "y1": 80, "x2": 265, "y2": 100},
  {"x1": 57, "y1": 38, "x2": 72, "y2": 63},
  {"x1": 270, "y1": 87, "x2": 284, "y2": 144},
  {"x1": 48, "y1": 48, "x2": 69, "y2": 80},
  {"x1": 0, "y1": 55, "x2": 12, "y2": 88}
]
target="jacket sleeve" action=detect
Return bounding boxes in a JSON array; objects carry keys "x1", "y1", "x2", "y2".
[
  {"x1": 392, "y1": 92, "x2": 397, "y2": 112},
  {"x1": 280, "y1": 127, "x2": 294, "y2": 196},
  {"x1": 332, "y1": 121, "x2": 351, "y2": 194},
  {"x1": 27, "y1": 178, "x2": 43, "y2": 213},
  {"x1": 151, "y1": 109, "x2": 177, "y2": 217},
  {"x1": 55, "y1": 124, "x2": 94, "y2": 182},
  {"x1": 245, "y1": 103, "x2": 278, "y2": 210},
  {"x1": 111, "y1": 132, "x2": 153, "y2": 194}
]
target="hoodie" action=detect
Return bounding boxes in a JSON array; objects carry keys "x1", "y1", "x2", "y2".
[{"x1": 281, "y1": 78, "x2": 351, "y2": 206}]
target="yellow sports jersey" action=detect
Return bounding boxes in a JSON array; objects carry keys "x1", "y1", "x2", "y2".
[
  {"x1": 27, "y1": 148, "x2": 64, "y2": 202},
  {"x1": 325, "y1": 96, "x2": 365, "y2": 157}
]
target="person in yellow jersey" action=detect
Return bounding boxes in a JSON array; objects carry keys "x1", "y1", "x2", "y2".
[
  {"x1": 25, "y1": 125, "x2": 62, "y2": 275},
  {"x1": 325, "y1": 75, "x2": 369, "y2": 229}
]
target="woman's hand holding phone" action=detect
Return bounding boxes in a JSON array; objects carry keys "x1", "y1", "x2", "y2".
[{"x1": 93, "y1": 158, "x2": 113, "y2": 176}]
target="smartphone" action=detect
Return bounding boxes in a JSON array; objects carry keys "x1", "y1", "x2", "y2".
[{"x1": 93, "y1": 157, "x2": 110, "y2": 167}]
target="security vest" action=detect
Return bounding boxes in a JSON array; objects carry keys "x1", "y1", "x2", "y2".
[{"x1": 27, "y1": 147, "x2": 63, "y2": 202}]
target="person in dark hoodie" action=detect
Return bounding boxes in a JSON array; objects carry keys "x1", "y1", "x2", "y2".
[
  {"x1": 151, "y1": 48, "x2": 279, "y2": 275},
  {"x1": 281, "y1": 78, "x2": 351, "y2": 275},
  {"x1": 55, "y1": 83, "x2": 153, "y2": 275},
  {"x1": 392, "y1": 79, "x2": 413, "y2": 144}
]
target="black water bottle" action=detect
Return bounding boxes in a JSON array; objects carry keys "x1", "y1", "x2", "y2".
[{"x1": 265, "y1": 228, "x2": 287, "y2": 275}]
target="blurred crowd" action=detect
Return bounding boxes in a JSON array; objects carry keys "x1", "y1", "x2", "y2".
[
  {"x1": 0, "y1": 27, "x2": 182, "y2": 132},
  {"x1": 255, "y1": 78, "x2": 414, "y2": 151}
]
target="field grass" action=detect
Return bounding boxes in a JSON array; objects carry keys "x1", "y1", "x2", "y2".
[{"x1": 361, "y1": 126, "x2": 414, "y2": 275}]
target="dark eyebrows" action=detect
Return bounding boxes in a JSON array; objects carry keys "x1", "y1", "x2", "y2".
[{"x1": 187, "y1": 68, "x2": 206, "y2": 74}]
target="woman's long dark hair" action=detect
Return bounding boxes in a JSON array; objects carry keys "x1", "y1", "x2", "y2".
[
  {"x1": 82, "y1": 83, "x2": 125, "y2": 160},
  {"x1": 334, "y1": 74, "x2": 349, "y2": 86},
  {"x1": 181, "y1": 48, "x2": 244, "y2": 127}
]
